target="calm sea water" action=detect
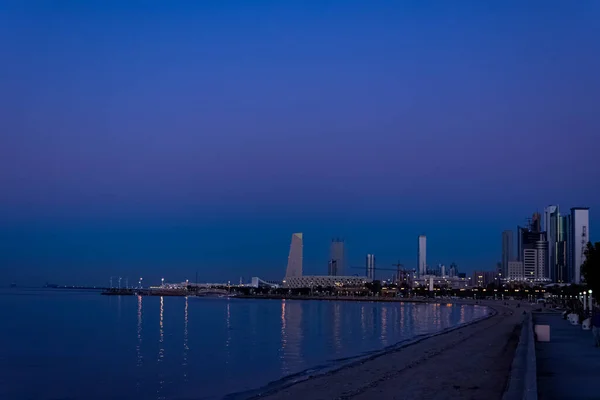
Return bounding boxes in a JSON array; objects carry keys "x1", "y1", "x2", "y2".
[{"x1": 0, "y1": 289, "x2": 489, "y2": 400}]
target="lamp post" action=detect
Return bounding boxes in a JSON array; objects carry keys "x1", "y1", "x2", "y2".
[
  {"x1": 583, "y1": 291, "x2": 587, "y2": 311},
  {"x1": 161, "y1": 277, "x2": 165, "y2": 287},
  {"x1": 589, "y1": 289, "x2": 593, "y2": 311}
]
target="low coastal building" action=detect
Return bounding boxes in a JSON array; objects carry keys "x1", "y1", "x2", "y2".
[
  {"x1": 507, "y1": 261, "x2": 524, "y2": 282},
  {"x1": 412, "y1": 275, "x2": 470, "y2": 290},
  {"x1": 283, "y1": 275, "x2": 371, "y2": 289}
]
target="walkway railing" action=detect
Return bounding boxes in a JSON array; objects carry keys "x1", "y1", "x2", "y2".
[{"x1": 503, "y1": 312, "x2": 538, "y2": 400}]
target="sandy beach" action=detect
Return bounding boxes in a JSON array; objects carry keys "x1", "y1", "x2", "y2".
[{"x1": 255, "y1": 301, "x2": 526, "y2": 400}]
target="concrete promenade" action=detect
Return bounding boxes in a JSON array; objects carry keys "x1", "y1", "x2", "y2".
[
  {"x1": 256, "y1": 301, "x2": 526, "y2": 400},
  {"x1": 534, "y1": 312, "x2": 600, "y2": 400}
]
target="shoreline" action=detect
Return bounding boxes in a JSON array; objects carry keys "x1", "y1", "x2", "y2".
[
  {"x1": 249, "y1": 301, "x2": 526, "y2": 400},
  {"x1": 228, "y1": 303, "x2": 496, "y2": 400}
]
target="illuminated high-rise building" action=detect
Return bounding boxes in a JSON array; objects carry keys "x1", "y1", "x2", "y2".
[
  {"x1": 285, "y1": 233, "x2": 303, "y2": 278},
  {"x1": 366, "y1": 254, "x2": 375, "y2": 280},
  {"x1": 418, "y1": 235, "x2": 427, "y2": 276}
]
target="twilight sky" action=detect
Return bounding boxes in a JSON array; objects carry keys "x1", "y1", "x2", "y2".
[{"x1": 1, "y1": 1, "x2": 599, "y2": 286}]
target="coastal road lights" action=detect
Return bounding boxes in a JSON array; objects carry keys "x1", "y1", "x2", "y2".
[{"x1": 589, "y1": 289, "x2": 593, "y2": 311}]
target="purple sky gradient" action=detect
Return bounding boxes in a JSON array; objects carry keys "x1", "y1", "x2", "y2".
[{"x1": 0, "y1": 1, "x2": 599, "y2": 285}]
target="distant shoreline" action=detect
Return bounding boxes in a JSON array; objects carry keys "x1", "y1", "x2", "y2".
[{"x1": 234, "y1": 293, "x2": 481, "y2": 305}]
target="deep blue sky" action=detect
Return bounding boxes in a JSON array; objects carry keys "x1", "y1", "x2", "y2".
[{"x1": 1, "y1": 1, "x2": 599, "y2": 286}]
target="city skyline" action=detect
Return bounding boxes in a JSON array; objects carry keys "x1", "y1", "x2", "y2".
[{"x1": 1, "y1": 2, "x2": 599, "y2": 285}]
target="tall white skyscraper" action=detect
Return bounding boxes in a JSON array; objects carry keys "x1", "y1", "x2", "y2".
[
  {"x1": 571, "y1": 208, "x2": 590, "y2": 284},
  {"x1": 285, "y1": 233, "x2": 303, "y2": 278},
  {"x1": 366, "y1": 254, "x2": 375, "y2": 280},
  {"x1": 418, "y1": 235, "x2": 427, "y2": 276}
]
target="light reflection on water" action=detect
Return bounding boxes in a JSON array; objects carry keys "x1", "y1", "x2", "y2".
[
  {"x1": 157, "y1": 296, "x2": 165, "y2": 400},
  {"x1": 183, "y1": 297, "x2": 188, "y2": 382},
  {"x1": 280, "y1": 300, "x2": 303, "y2": 376},
  {"x1": 0, "y1": 289, "x2": 490, "y2": 400},
  {"x1": 380, "y1": 306, "x2": 388, "y2": 346},
  {"x1": 137, "y1": 295, "x2": 143, "y2": 367}
]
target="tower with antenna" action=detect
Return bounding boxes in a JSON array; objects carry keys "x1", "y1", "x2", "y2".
[{"x1": 570, "y1": 207, "x2": 590, "y2": 284}]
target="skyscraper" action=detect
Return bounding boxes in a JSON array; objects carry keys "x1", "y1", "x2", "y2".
[
  {"x1": 330, "y1": 239, "x2": 345, "y2": 276},
  {"x1": 501, "y1": 230, "x2": 514, "y2": 276},
  {"x1": 328, "y1": 259, "x2": 338, "y2": 276},
  {"x1": 285, "y1": 233, "x2": 303, "y2": 278},
  {"x1": 418, "y1": 235, "x2": 427, "y2": 276},
  {"x1": 535, "y1": 240, "x2": 548, "y2": 281},
  {"x1": 531, "y1": 212, "x2": 542, "y2": 232},
  {"x1": 449, "y1": 262, "x2": 458, "y2": 277},
  {"x1": 517, "y1": 226, "x2": 524, "y2": 262},
  {"x1": 366, "y1": 254, "x2": 375, "y2": 280},
  {"x1": 564, "y1": 214, "x2": 573, "y2": 282},
  {"x1": 543, "y1": 205, "x2": 560, "y2": 282},
  {"x1": 559, "y1": 214, "x2": 571, "y2": 283},
  {"x1": 523, "y1": 249, "x2": 537, "y2": 280},
  {"x1": 518, "y1": 224, "x2": 548, "y2": 281},
  {"x1": 570, "y1": 207, "x2": 590, "y2": 284}
]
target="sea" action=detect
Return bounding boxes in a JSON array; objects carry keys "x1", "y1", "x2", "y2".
[{"x1": 0, "y1": 288, "x2": 490, "y2": 400}]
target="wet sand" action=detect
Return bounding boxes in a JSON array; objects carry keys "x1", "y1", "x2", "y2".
[{"x1": 256, "y1": 301, "x2": 526, "y2": 400}]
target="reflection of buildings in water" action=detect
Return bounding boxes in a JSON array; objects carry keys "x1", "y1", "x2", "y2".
[
  {"x1": 249, "y1": 301, "x2": 259, "y2": 348},
  {"x1": 444, "y1": 304, "x2": 456, "y2": 327},
  {"x1": 443, "y1": 304, "x2": 452, "y2": 329},
  {"x1": 280, "y1": 300, "x2": 303, "y2": 376},
  {"x1": 117, "y1": 295, "x2": 122, "y2": 320},
  {"x1": 158, "y1": 296, "x2": 164, "y2": 361},
  {"x1": 391, "y1": 306, "x2": 399, "y2": 337},
  {"x1": 135, "y1": 295, "x2": 143, "y2": 393},
  {"x1": 411, "y1": 304, "x2": 420, "y2": 332},
  {"x1": 225, "y1": 301, "x2": 231, "y2": 365},
  {"x1": 137, "y1": 295, "x2": 143, "y2": 368},
  {"x1": 280, "y1": 300, "x2": 287, "y2": 372},
  {"x1": 183, "y1": 297, "x2": 189, "y2": 382},
  {"x1": 333, "y1": 302, "x2": 341, "y2": 352},
  {"x1": 157, "y1": 296, "x2": 165, "y2": 400},
  {"x1": 360, "y1": 305, "x2": 367, "y2": 340},
  {"x1": 399, "y1": 303, "x2": 406, "y2": 332},
  {"x1": 380, "y1": 306, "x2": 388, "y2": 346},
  {"x1": 459, "y1": 305, "x2": 466, "y2": 324},
  {"x1": 432, "y1": 303, "x2": 441, "y2": 331},
  {"x1": 372, "y1": 306, "x2": 378, "y2": 338}
]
